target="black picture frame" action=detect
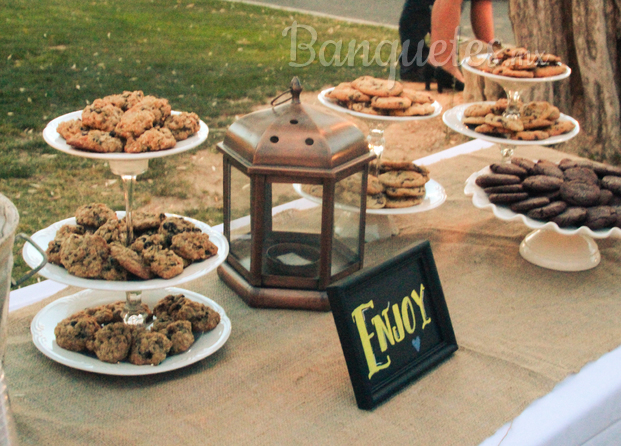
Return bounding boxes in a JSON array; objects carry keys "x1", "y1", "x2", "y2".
[{"x1": 327, "y1": 240, "x2": 458, "y2": 410}]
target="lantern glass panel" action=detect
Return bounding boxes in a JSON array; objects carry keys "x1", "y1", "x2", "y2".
[
  {"x1": 262, "y1": 181, "x2": 323, "y2": 278},
  {"x1": 229, "y1": 166, "x2": 252, "y2": 271},
  {"x1": 331, "y1": 174, "x2": 362, "y2": 276}
]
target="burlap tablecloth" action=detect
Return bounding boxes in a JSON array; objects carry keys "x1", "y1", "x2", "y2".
[{"x1": 6, "y1": 145, "x2": 621, "y2": 446}]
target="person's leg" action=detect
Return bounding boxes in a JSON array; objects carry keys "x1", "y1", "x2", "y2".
[
  {"x1": 429, "y1": 0, "x2": 464, "y2": 83},
  {"x1": 398, "y1": 0, "x2": 434, "y2": 81},
  {"x1": 470, "y1": 0, "x2": 494, "y2": 43}
]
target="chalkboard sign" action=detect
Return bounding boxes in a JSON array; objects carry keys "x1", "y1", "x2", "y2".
[{"x1": 327, "y1": 240, "x2": 457, "y2": 410}]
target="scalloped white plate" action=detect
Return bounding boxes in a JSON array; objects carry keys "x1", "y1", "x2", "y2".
[
  {"x1": 294, "y1": 179, "x2": 446, "y2": 215},
  {"x1": 318, "y1": 88, "x2": 442, "y2": 122},
  {"x1": 42, "y1": 110, "x2": 209, "y2": 161},
  {"x1": 22, "y1": 212, "x2": 229, "y2": 291},
  {"x1": 30, "y1": 287, "x2": 231, "y2": 375},
  {"x1": 462, "y1": 54, "x2": 571, "y2": 86},
  {"x1": 443, "y1": 102, "x2": 580, "y2": 146},
  {"x1": 464, "y1": 165, "x2": 621, "y2": 239}
]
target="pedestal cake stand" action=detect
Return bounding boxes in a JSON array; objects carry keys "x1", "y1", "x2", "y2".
[
  {"x1": 464, "y1": 166, "x2": 621, "y2": 271},
  {"x1": 39, "y1": 110, "x2": 219, "y2": 325},
  {"x1": 460, "y1": 55, "x2": 572, "y2": 162}
]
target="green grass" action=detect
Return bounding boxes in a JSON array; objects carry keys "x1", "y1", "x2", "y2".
[{"x1": 1, "y1": 0, "x2": 399, "y2": 288}]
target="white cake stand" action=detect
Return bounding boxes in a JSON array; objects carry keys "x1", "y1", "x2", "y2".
[
  {"x1": 464, "y1": 166, "x2": 621, "y2": 271},
  {"x1": 318, "y1": 88, "x2": 442, "y2": 175},
  {"x1": 461, "y1": 55, "x2": 572, "y2": 162},
  {"x1": 443, "y1": 102, "x2": 580, "y2": 163},
  {"x1": 41, "y1": 110, "x2": 210, "y2": 324},
  {"x1": 293, "y1": 180, "x2": 446, "y2": 241}
]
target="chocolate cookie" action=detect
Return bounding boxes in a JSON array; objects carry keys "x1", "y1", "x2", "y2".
[
  {"x1": 560, "y1": 180, "x2": 601, "y2": 206},
  {"x1": 475, "y1": 173, "x2": 522, "y2": 188},
  {"x1": 483, "y1": 184, "x2": 524, "y2": 194},
  {"x1": 600, "y1": 176, "x2": 621, "y2": 195},
  {"x1": 558, "y1": 158, "x2": 593, "y2": 171},
  {"x1": 489, "y1": 163, "x2": 527, "y2": 177},
  {"x1": 584, "y1": 206, "x2": 617, "y2": 230},
  {"x1": 533, "y1": 160, "x2": 563, "y2": 178},
  {"x1": 526, "y1": 201, "x2": 567, "y2": 220},
  {"x1": 488, "y1": 192, "x2": 529, "y2": 204},
  {"x1": 522, "y1": 175, "x2": 564, "y2": 192},
  {"x1": 511, "y1": 157, "x2": 536, "y2": 174},
  {"x1": 563, "y1": 167, "x2": 598, "y2": 184},
  {"x1": 510, "y1": 196, "x2": 550, "y2": 213},
  {"x1": 593, "y1": 163, "x2": 621, "y2": 177},
  {"x1": 551, "y1": 207, "x2": 588, "y2": 228}
]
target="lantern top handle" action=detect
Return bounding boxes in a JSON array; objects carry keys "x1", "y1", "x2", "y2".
[{"x1": 270, "y1": 77, "x2": 303, "y2": 107}]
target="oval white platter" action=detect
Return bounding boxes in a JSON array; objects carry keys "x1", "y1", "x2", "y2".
[
  {"x1": 464, "y1": 165, "x2": 621, "y2": 239},
  {"x1": 318, "y1": 88, "x2": 442, "y2": 122},
  {"x1": 22, "y1": 212, "x2": 229, "y2": 291},
  {"x1": 42, "y1": 110, "x2": 209, "y2": 161},
  {"x1": 30, "y1": 287, "x2": 231, "y2": 376},
  {"x1": 294, "y1": 178, "x2": 446, "y2": 215},
  {"x1": 443, "y1": 102, "x2": 580, "y2": 146}
]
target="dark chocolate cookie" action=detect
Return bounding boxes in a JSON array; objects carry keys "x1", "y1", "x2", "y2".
[
  {"x1": 475, "y1": 173, "x2": 522, "y2": 188},
  {"x1": 488, "y1": 192, "x2": 530, "y2": 204},
  {"x1": 551, "y1": 207, "x2": 588, "y2": 228},
  {"x1": 592, "y1": 163, "x2": 621, "y2": 177},
  {"x1": 563, "y1": 167, "x2": 598, "y2": 185},
  {"x1": 511, "y1": 157, "x2": 536, "y2": 174},
  {"x1": 533, "y1": 160, "x2": 563, "y2": 178},
  {"x1": 560, "y1": 180, "x2": 601, "y2": 206},
  {"x1": 490, "y1": 163, "x2": 527, "y2": 177},
  {"x1": 598, "y1": 189, "x2": 614, "y2": 206},
  {"x1": 522, "y1": 175, "x2": 564, "y2": 192},
  {"x1": 600, "y1": 176, "x2": 621, "y2": 195},
  {"x1": 584, "y1": 206, "x2": 617, "y2": 230},
  {"x1": 558, "y1": 158, "x2": 593, "y2": 171},
  {"x1": 484, "y1": 184, "x2": 524, "y2": 194},
  {"x1": 526, "y1": 201, "x2": 567, "y2": 220},
  {"x1": 510, "y1": 196, "x2": 550, "y2": 213}
]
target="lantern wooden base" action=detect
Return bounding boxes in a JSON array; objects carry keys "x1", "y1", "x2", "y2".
[{"x1": 217, "y1": 262, "x2": 330, "y2": 311}]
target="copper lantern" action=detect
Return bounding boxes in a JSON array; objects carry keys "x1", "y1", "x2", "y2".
[{"x1": 216, "y1": 78, "x2": 375, "y2": 311}]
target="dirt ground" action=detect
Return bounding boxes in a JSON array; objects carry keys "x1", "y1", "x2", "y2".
[{"x1": 141, "y1": 80, "x2": 585, "y2": 216}]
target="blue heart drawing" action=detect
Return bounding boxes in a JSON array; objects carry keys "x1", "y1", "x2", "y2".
[{"x1": 412, "y1": 336, "x2": 421, "y2": 352}]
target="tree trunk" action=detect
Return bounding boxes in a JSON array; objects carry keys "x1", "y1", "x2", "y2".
[{"x1": 508, "y1": 0, "x2": 621, "y2": 163}]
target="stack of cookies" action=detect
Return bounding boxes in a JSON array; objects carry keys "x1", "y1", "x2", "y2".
[
  {"x1": 56, "y1": 90, "x2": 200, "y2": 153},
  {"x1": 475, "y1": 156, "x2": 621, "y2": 230},
  {"x1": 325, "y1": 76, "x2": 436, "y2": 117},
  {"x1": 301, "y1": 160, "x2": 430, "y2": 209},
  {"x1": 463, "y1": 99, "x2": 575, "y2": 141},
  {"x1": 54, "y1": 293, "x2": 220, "y2": 365},
  {"x1": 46, "y1": 202, "x2": 218, "y2": 281},
  {"x1": 468, "y1": 46, "x2": 567, "y2": 78}
]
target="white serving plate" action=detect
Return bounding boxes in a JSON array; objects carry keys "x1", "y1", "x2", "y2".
[
  {"x1": 318, "y1": 88, "x2": 442, "y2": 122},
  {"x1": 294, "y1": 178, "x2": 446, "y2": 215},
  {"x1": 443, "y1": 102, "x2": 580, "y2": 146},
  {"x1": 42, "y1": 110, "x2": 209, "y2": 161},
  {"x1": 30, "y1": 287, "x2": 231, "y2": 375},
  {"x1": 461, "y1": 54, "x2": 571, "y2": 86},
  {"x1": 22, "y1": 212, "x2": 229, "y2": 291},
  {"x1": 464, "y1": 165, "x2": 621, "y2": 239}
]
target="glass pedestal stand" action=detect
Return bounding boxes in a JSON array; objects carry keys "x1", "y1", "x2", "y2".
[{"x1": 365, "y1": 120, "x2": 389, "y2": 176}]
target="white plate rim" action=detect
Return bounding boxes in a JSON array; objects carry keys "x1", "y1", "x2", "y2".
[
  {"x1": 443, "y1": 102, "x2": 580, "y2": 146},
  {"x1": 461, "y1": 54, "x2": 572, "y2": 84},
  {"x1": 464, "y1": 165, "x2": 621, "y2": 239},
  {"x1": 22, "y1": 212, "x2": 229, "y2": 291},
  {"x1": 318, "y1": 88, "x2": 442, "y2": 122},
  {"x1": 293, "y1": 179, "x2": 447, "y2": 215},
  {"x1": 42, "y1": 110, "x2": 209, "y2": 161},
  {"x1": 30, "y1": 287, "x2": 232, "y2": 376}
]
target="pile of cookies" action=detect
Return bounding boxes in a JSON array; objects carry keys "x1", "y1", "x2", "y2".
[
  {"x1": 468, "y1": 46, "x2": 568, "y2": 78},
  {"x1": 475, "y1": 156, "x2": 621, "y2": 230},
  {"x1": 46, "y1": 203, "x2": 218, "y2": 280},
  {"x1": 302, "y1": 160, "x2": 430, "y2": 209},
  {"x1": 463, "y1": 99, "x2": 575, "y2": 141},
  {"x1": 54, "y1": 293, "x2": 220, "y2": 365},
  {"x1": 56, "y1": 90, "x2": 200, "y2": 153},
  {"x1": 325, "y1": 76, "x2": 436, "y2": 117}
]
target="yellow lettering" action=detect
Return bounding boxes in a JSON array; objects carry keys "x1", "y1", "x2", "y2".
[
  {"x1": 411, "y1": 284, "x2": 431, "y2": 330},
  {"x1": 391, "y1": 303, "x2": 405, "y2": 342},
  {"x1": 351, "y1": 300, "x2": 391, "y2": 379},
  {"x1": 401, "y1": 296, "x2": 416, "y2": 334},
  {"x1": 372, "y1": 304, "x2": 395, "y2": 351}
]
